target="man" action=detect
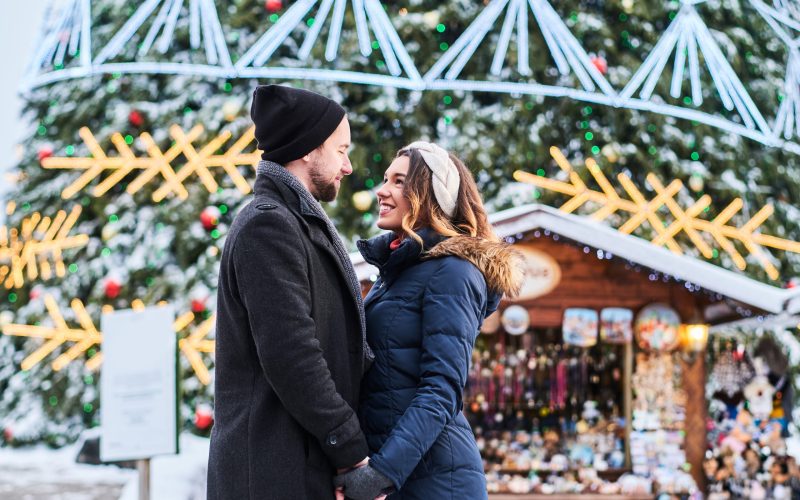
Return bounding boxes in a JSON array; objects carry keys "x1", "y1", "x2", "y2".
[{"x1": 208, "y1": 85, "x2": 374, "y2": 499}]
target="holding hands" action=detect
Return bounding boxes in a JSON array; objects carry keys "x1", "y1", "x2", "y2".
[{"x1": 334, "y1": 458, "x2": 394, "y2": 500}]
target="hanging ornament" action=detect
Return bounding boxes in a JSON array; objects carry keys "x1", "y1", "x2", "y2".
[
  {"x1": 352, "y1": 190, "x2": 373, "y2": 212},
  {"x1": 38, "y1": 145, "x2": 54, "y2": 163},
  {"x1": 634, "y1": 303, "x2": 681, "y2": 352},
  {"x1": 590, "y1": 56, "x2": 608, "y2": 75},
  {"x1": 222, "y1": 100, "x2": 242, "y2": 122},
  {"x1": 689, "y1": 173, "x2": 704, "y2": 192},
  {"x1": 104, "y1": 277, "x2": 122, "y2": 299},
  {"x1": 191, "y1": 297, "x2": 207, "y2": 313},
  {"x1": 600, "y1": 144, "x2": 619, "y2": 163},
  {"x1": 101, "y1": 223, "x2": 120, "y2": 242},
  {"x1": 29, "y1": 285, "x2": 44, "y2": 301},
  {"x1": 0, "y1": 311, "x2": 14, "y2": 327},
  {"x1": 190, "y1": 287, "x2": 209, "y2": 313},
  {"x1": 200, "y1": 206, "x2": 222, "y2": 231},
  {"x1": 501, "y1": 305, "x2": 530, "y2": 335},
  {"x1": 423, "y1": 11, "x2": 441, "y2": 29},
  {"x1": 2, "y1": 427, "x2": 12, "y2": 443},
  {"x1": 194, "y1": 403, "x2": 214, "y2": 430},
  {"x1": 128, "y1": 110, "x2": 144, "y2": 128},
  {"x1": 264, "y1": 0, "x2": 282, "y2": 12}
]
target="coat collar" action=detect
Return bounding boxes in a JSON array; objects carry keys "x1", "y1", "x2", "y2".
[
  {"x1": 253, "y1": 168, "x2": 325, "y2": 221},
  {"x1": 357, "y1": 228, "x2": 446, "y2": 283}
]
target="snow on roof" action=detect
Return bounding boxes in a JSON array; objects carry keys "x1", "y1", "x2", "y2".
[{"x1": 350, "y1": 204, "x2": 794, "y2": 314}]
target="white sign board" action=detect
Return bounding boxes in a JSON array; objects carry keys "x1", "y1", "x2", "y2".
[
  {"x1": 100, "y1": 306, "x2": 177, "y2": 462},
  {"x1": 514, "y1": 246, "x2": 562, "y2": 301}
]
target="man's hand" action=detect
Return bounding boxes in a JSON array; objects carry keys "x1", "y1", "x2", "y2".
[
  {"x1": 333, "y1": 464, "x2": 394, "y2": 500},
  {"x1": 336, "y1": 457, "x2": 370, "y2": 499}
]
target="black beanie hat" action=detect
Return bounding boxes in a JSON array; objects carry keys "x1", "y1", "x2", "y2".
[{"x1": 250, "y1": 85, "x2": 346, "y2": 164}]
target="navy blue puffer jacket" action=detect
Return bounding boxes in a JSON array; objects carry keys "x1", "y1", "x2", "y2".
[{"x1": 356, "y1": 229, "x2": 522, "y2": 499}]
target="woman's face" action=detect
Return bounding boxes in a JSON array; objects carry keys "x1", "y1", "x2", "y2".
[{"x1": 376, "y1": 156, "x2": 411, "y2": 234}]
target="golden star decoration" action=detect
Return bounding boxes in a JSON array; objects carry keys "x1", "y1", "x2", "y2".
[
  {"x1": 2, "y1": 296, "x2": 215, "y2": 384},
  {"x1": 0, "y1": 204, "x2": 89, "y2": 289},
  {"x1": 514, "y1": 146, "x2": 800, "y2": 280},
  {"x1": 41, "y1": 125, "x2": 261, "y2": 202}
]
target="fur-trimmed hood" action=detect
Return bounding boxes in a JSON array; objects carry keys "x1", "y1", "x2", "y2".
[{"x1": 425, "y1": 236, "x2": 525, "y2": 298}]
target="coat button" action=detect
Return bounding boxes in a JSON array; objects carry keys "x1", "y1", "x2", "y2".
[
  {"x1": 328, "y1": 435, "x2": 338, "y2": 446},
  {"x1": 256, "y1": 203, "x2": 277, "y2": 210}
]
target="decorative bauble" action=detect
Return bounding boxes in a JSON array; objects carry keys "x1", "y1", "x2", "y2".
[
  {"x1": 128, "y1": 110, "x2": 144, "y2": 128},
  {"x1": 689, "y1": 173, "x2": 704, "y2": 192},
  {"x1": 200, "y1": 206, "x2": 222, "y2": 231},
  {"x1": 29, "y1": 286, "x2": 43, "y2": 300},
  {"x1": 38, "y1": 146, "x2": 54, "y2": 163},
  {"x1": 102, "y1": 223, "x2": 120, "y2": 242},
  {"x1": 2, "y1": 427, "x2": 12, "y2": 443},
  {"x1": 601, "y1": 144, "x2": 619, "y2": 163},
  {"x1": 0, "y1": 311, "x2": 14, "y2": 327},
  {"x1": 222, "y1": 100, "x2": 241, "y2": 122},
  {"x1": 191, "y1": 298, "x2": 207, "y2": 313},
  {"x1": 422, "y1": 11, "x2": 440, "y2": 29},
  {"x1": 265, "y1": 0, "x2": 282, "y2": 12},
  {"x1": 590, "y1": 56, "x2": 608, "y2": 75},
  {"x1": 352, "y1": 190, "x2": 373, "y2": 212},
  {"x1": 104, "y1": 278, "x2": 122, "y2": 299},
  {"x1": 195, "y1": 404, "x2": 214, "y2": 430},
  {"x1": 501, "y1": 305, "x2": 530, "y2": 335},
  {"x1": 634, "y1": 303, "x2": 680, "y2": 352}
]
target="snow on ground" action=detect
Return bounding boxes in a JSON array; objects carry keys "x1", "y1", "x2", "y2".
[{"x1": 0, "y1": 434, "x2": 208, "y2": 500}]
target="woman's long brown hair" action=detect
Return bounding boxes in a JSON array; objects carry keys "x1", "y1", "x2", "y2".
[{"x1": 397, "y1": 147, "x2": 497, "y2": 247}]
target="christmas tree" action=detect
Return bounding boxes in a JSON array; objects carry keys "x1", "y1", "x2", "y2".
[{"x1": 1, "y1": 0, "x2": 799, "y2": 446}]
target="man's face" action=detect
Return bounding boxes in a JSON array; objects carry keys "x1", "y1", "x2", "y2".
[{"x1": 308, "y1": 117, "x2": 352, "y2": 202}]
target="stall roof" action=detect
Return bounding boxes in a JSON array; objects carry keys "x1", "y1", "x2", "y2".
[{"x1": 350, "y1": 203, "x2": 794, "y2": 314}]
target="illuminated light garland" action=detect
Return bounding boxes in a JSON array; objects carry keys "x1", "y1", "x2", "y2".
[
  {"x1": 175, "y1": 311, "x2": 215, "y2": 385},
  {"x1": 0, "y1": 205, "x2": 88, "y2": 289},
  {"x1": 2, "y1": 295, "x2": 103, "y2": 372},
  {"x1": 41, "y1": 125, "x2": 260, "y2": 201},
  {"x1": 514, "y1": 146, "x2": 800, "y2": 280},
  {"x1": 2, "y1": 297, "x2": 215, "y2": 383}
]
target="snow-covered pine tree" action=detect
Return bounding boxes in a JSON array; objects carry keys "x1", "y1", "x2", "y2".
[{"x1": 1, "y1": 0, "x2": 798, "y2": 445}]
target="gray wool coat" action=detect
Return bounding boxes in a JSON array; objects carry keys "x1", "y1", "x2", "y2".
[{"x1": 207, "y1": 172, "x2": 370, "y2": 500}]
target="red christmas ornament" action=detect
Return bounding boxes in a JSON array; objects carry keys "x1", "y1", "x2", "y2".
[
  {"x1": 195, "y1": 404, "x2": 213, "y2": 430},
  {"x1": 29, "y1": 287, "x2": 42, "y2": 300},
  {"x1": 38, "y1": 146, "x2": 54, "y2": 163},
  {"x1": 200, "y1": 206, "x2": 222, "y2": 231},
  {"x1": 591, "y1": 56, "x2": 608, "y2": 75},
  {"x1": 3, "y1": 427, "x2": 12, "y2": 443},
  {"x1": 104, "y1": 278, "x2": 122, "y2": 299},
  {"x1": 191, "y1": 298, "x2": 207, "y2": 313},
  {"x1": 128, "y1": 110, "x2": 144, "y2": 127},
  {"x1": 265, "y1": 0, "x2": 283, "y2": 12}
]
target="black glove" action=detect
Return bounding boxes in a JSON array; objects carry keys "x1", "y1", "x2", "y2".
[{"x1": 333, "y1": 465, "x2": 394, "y2": 500}]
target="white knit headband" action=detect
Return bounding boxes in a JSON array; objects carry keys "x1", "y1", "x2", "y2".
[{"x1": 403, "y1": 141, "x2": 460, "y2": 217}]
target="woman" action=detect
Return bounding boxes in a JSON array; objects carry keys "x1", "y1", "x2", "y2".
[{"x1": 335, "y1": 142, "x2": 522, "y2": 499}]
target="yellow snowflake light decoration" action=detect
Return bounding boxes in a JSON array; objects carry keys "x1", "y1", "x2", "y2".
[
  {"x1": 2, "y1": 297, "x2": 215, "y2": 384},
  {"x1": 175, "y1": 311, "x2": 216, "y2": 386},
  {"x1": 41, "y1": 125, "x2": 260, "y2": 202},
  {"x1": 514, "y1": 146, "x2": 800, "y2": 280},
  {"x1": 0, "y1": 205, "x2": 89, "y2": 289},
  {"x1": 2, "y1": 295, "x2": 103, "y2": 372}
]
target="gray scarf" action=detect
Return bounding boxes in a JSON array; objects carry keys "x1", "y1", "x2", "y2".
[{"x1": 257, "y1": 161, "x2": 374, "y2": 368}]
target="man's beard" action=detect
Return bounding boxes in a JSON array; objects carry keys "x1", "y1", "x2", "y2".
[{"x1": 308, "y1": 159, "x2": 339, "y2": 202}]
